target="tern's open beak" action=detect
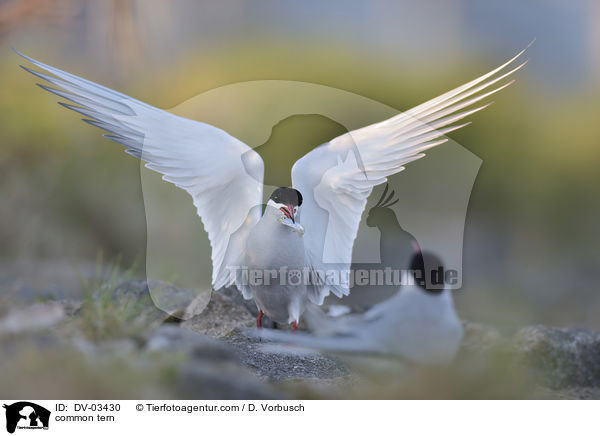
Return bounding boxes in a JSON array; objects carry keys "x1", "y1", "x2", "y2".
[
  {"x1": 287, "y1": 205, "x2": 296, "y2": 224},
  {"x1": 280, "y1": 204, "x2": 295, "y2": 223}
]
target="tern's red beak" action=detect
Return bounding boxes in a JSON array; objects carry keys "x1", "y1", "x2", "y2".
[{"x1": 280, "y1": 204, "x2": 295, "y2": 223}]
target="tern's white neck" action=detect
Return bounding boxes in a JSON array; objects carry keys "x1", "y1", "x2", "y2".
[{"x1": 266, "y1": 199, "x2": 288, "y2": 210}]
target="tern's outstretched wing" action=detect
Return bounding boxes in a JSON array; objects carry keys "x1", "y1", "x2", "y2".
[
  {"x1": 17, "y1": 51, "x2": 264, "y2": 290},
  {"x1": 292, "y1": 45, "x2": 529, "y2": 301}
]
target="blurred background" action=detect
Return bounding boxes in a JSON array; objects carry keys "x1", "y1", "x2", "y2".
[{"x1": 1, "y1": 0, "x2": 599, "y2": 331}]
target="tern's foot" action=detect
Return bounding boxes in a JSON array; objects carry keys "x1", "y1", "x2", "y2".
[{"x1": 257, "y1": 310, "x2": 264, "y2": 328}]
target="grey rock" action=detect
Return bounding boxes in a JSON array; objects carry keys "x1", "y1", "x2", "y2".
[
  {"x1": 5, "y1": 263, "x2": 600, "y2": 399},
  {"x1": 219, "y1": 286, "x2": 277, "y2": 329},
  {"x1": 513, "y1": 325, "x2": 600, "y2": 389},
  {"x1": 220, "y1": 285, "x2": 258, "y2": 315},
  {"x1": 146, "y1": 325, "x2": 281, "y2": 399},
  {"x1": 146, "y1": 325, "x2": 234, "y2": 361},
  {"x1": 58, "y1": 299, "x2": 83, "y2": 317},
  {"x1": 113, "y1": 280, "x2": 210, "y2": 321},
  {"x1": 0, "y1": 302, "x2": 65, "y2": 334},
  {"x1": 181, "y1": 292, "x2": 255, "y2": 338}
]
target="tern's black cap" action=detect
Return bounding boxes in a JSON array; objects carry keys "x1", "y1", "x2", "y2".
[
  {"x1": 270, "y1": 187, "x2": 303, "y2": 207},
  {"x1": 410, "y1": 251, "x2": 444, "y2": 293}
]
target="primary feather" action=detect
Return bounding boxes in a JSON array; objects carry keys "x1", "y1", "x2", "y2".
[
  {"x1": 15, "y1": 50, "x2": 264, "y2": 290},
  {"x1": 292, "y1": 44, "x2": 529, "y2": 304}
]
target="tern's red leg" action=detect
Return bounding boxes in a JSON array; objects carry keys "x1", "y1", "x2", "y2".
[
  {"x1": 292, "y1": 320, "x2": 298, "y2": 333},
  {"x1": 257, "y1": 310, "x2": 264, "y2": 328}
]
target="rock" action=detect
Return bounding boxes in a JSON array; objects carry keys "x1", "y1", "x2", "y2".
[
  {"x1": 146, "y1": 325, "x2": 235, "y2": 360},
  {"x1": 219, "y1": 286, "x2": 277, "y2": 329},
  {"x1": 0, "y1": 302, "x2": 65, "y2": 334},
  {"x1": 181, "y1": 292, "x2": 255, "y2": 337},
  {"x1": 513, "y1": 325, "x2": 600, "y2": 389},
  {"x1": 145, "y1": 281, "x2": 210, "y2": 320},
  {"x1": 4, "y1": 262, "x2": 600, "y2": 399},
  {"x1": 108, "y1": 279, "x2": 212, "y2": 320},
  {"x1": 58, "y1": 299, "x2": 83, "y2": 317},
  {"x1": 219, "y1": 286, "x2": 258, "y2": 315},
  {"x1": 109, "y1": 279, "x2": 192, "y2": 312},
  {"x1": 146, "y1": 325, "x2": 281, "y2": 399}
]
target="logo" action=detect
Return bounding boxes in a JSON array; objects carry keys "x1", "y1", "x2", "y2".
[
  {"x1": 140, "y1": 80, "x2": 482, "y2": 318},
  {"x1": 2, "y1": 402, "x2": 50, "y2": 434}
]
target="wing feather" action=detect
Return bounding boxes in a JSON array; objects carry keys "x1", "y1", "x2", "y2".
[
  {"x1": 292, "y1": 45, "x2": 529, "y2": 303},
  {"x1": 17, "y1": 51, "x2": 264, "y2": 290}
]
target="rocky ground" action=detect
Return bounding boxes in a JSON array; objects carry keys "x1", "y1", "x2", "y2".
[{"x1": 1, "y1": 261, "x2": 599, "y2": 399}]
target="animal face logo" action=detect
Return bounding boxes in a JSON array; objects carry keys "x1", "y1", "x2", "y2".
[
  {"x1": 2, "y1": 402, "x2": 50, "y2": 434},
  {"x1": 139, "y1": 80, "x2": 482, "y2": 316},
  {"x1": 366, "y1": 184, "x2": 400, "y2": 228}
]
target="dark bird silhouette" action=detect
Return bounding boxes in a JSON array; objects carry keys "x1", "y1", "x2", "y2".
[{"x1": 346, "y1": 184, "x2": 423, "y2": 307}]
